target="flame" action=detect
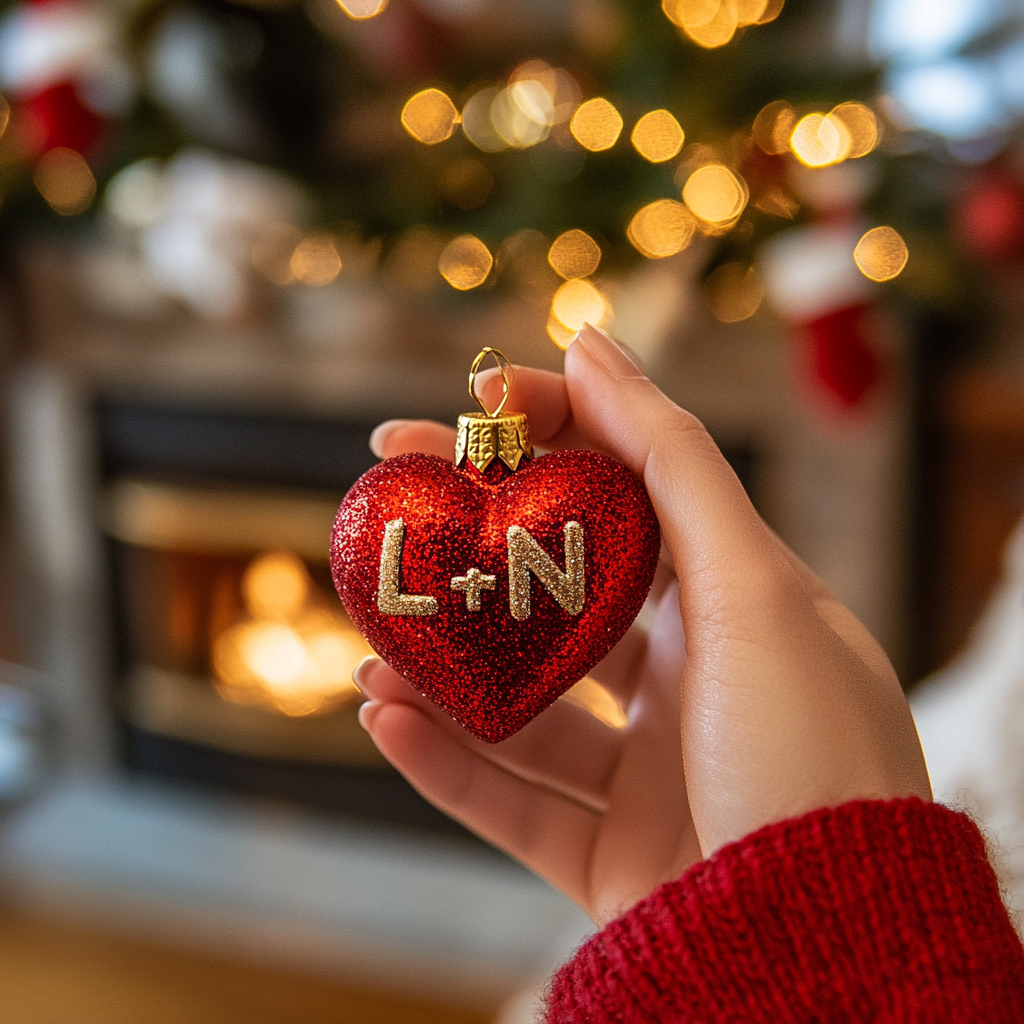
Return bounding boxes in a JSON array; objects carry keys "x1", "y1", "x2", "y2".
[{"x1": 213, "y1": 551, "x2": 369, "y2": 716}]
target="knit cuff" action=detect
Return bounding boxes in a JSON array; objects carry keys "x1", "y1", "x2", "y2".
[{"x1": 546, "y1": 798, "x2": 1024, "y2": 1024}]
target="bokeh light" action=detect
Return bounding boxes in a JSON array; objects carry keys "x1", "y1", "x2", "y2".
[
  {"x1": 854, "y1": 226, "x2": 909, "y2": 282},
  {"x1": 756, "y1": 0, "x2": 784, "y2": 23},
  {"x1": 702, "y1": 262, "x2": 764, "y2": 322},
  {"x1": 752, "y1": 100, "x2": 796, "y2": 155},
  {"x1": 562, "y1": 676, "x2": 627, "y2": 729},
  {"x1": 33, "y1": 147, "x2": 96, "y2": 216},
  {"x1": 627, "y1": 199, "x2": 696, "y2": 258},
  {"x1": 214, "y1": 551, "x2": 369, "y2": 717},
  {"x1": 789, "y1": 112, "x2": 852, "y2": 167},
  {"x1": 491, "y1": 79, "x2": 553, "y2": 148},
  {"x1": 441, "y1": 158, "x2": 493, "y2": 210},
  {"x1": 546, "y1": 315, "x2": 577, "y2": 349},
  {"x1": 831, "y1": 102, "x2": 879, "y2": 158},
  {"x1": 682, "y1": 163, "x2": 747, "y2": 225},
  {"x1": 631, "y1": 109, "x2": 685, "y2": 163},
  {"x1": 510, "y1": 61, "x2": 581, "y2": 124},
  {"x1": 666, "y1": 0, "x2": 780, "y2": 30},
  {"x1": 401, "y1": 88, "x2": 460, "y2": 145},
  {"x1": 290, "y1": 234, "x2": 342, "y2": 286},
  {"x1": 0, "y1": 94, "x2": 9, "y2": 140},
  {"x1": 668, "y1": 0, "x2": 739, "y2": 48},
  {"x1": 752, "y1": 186, "x2": 799, "y2": 219},
  {"x1": 551, "y1": 278, "x2": 610, "y2": 332},
  {"x1": 548, "y1": 229, "x2": 602, "y2": 279},
  {"x1": 335, "y1": 0, "x2": 388, "y2": 20},
  {"x1": 734, "y1": 0, "x2": 769, "y2": 24},
  {"x1": 438, "y1": 234, "x2": 493, "y2": 289},
  {"x1": 243, "y1": 551, "x2": 309, "y2": 620},
  {"x1": 461, "y1": 88, "x2": 507, "y2": 152},
  {"x1": 251, "y1": 222, "x2": 304, "y2": 286},
  {"x1": 570, "y1": 98, "x2": 623, "y2": 151}
]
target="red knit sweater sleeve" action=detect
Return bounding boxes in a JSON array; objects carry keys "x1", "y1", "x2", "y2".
[{"x1": 545, "y1": 798, "x2": 1024, "y2": 1023}]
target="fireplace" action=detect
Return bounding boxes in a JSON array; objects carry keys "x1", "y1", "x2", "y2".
[{"x1": 97, "y1": 397, "x2": 475, "y2": 835}]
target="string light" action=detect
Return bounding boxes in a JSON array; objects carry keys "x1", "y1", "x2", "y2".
[
  {"x1": 33, "y1": 148, "x2": 96, "y2": 216},
  {"x1": 401, "y1": 88, "x2": 460, "y2": 145},
  {"x1": 631, "y1": 109, "x2": 685, "y2": 163},
  {"x1": 439, "y1": 234, "x2": 493, "y2": 289},
  {"x1": 570, "y1": 98, "x2": 623, "y2": 151},
  {"x1": 548, "y1": 229, "x2": 602, "y2": 279},
  {"x1": 854, "y1": 226, "x2": 908, "y2": 282},
  {"x1": 627, "y1": 199, "x2": 696, "y2": 258}
]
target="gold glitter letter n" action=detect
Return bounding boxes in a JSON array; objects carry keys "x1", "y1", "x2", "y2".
[
  {"x1": 378, "y1": 519, "x2": 438, "y2": 616},
  {"x1": 507, "y1": 522, "x2": 585, "y2": 621}
]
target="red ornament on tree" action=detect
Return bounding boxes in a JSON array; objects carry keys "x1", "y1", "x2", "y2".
[{"x1": 331, "y1": 349, "x2": 660, "y2": 742}]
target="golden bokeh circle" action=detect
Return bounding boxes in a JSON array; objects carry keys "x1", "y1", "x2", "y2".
[
  {"x1": 627, "y1": 199, "x2": 696, "y2": 258},
  {"x1": 789, "y1": 112, "x2": 851, "y2": 167},
  {"x1": 33, "y1": 147, "x2": 97, "y2": 216},
  {"x1": 681, "y1": 1, "x2": 738, "y2": 48},
  {"x1": 570, "y1": 98, "x2": 623, "y2": 152},
  {"x1": 831, "y1": 102, "x2": 879, "y2": 159},
  {"x1": 853, "y1": 226, "x2": 908, "y2": 282},
  {"x1": 548, "y1": 229, "x2": 602, "y2": 280},
  {"x1": 702, "y1": 263, "x2": 764, "y2": 322},
  {"x1": 631, "y1": 109, "x2": 685, "y2": 163},
  {"x1": 682, "y1": 163, "x2": 747, "y2": 224},
  {"x1": 752, "y1": 100, "x2": 795, "y2": 155},
  {"x1": 551, "y1": 278, "x2": 609, "y2": 331},
  {"x1": 401, "y1": 88, "x2": 460, "y2": 145},
  {"x1": 290, "y1": 234, "x2": 342, "y2": 286},
  {"x1": 336, "y1": 0, "x2": 388, "y2": 18},
  {"x1": 439, "y1": 234, "x2": 494, "y2": 290}
]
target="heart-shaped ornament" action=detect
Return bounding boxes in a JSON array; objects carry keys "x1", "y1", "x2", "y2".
[{"x1": 331, "y1": 351, "x2": 660, "y2": 742}]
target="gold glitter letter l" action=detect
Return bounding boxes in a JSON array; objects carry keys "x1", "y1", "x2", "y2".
[
  {"x1": 507, "y1": 522, "x2": 585, "y2": 621},
  {"x1": 378, "y1": 519, "x2": 438, "y2": 616}
]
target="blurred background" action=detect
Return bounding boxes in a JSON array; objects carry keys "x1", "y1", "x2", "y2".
[{"x1": 0, "y1": 0, "x2": 1020, "y2": 1020}]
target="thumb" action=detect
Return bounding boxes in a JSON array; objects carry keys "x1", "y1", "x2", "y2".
[{"x1": 565, "y1": 324, "x2": 795, "y2": 619}]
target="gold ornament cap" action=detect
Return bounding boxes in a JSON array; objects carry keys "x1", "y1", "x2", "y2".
[{"x1": 456, "y1": 348, "x2": 534, "y2": 474}]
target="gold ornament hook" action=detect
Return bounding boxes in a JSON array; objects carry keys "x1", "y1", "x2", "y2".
[{"x1": 468, "y1": 347, "x2": 513, "y2": 417}]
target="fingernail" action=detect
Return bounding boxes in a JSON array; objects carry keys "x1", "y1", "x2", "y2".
[
  {"x1": 352, "y1": 656, "x2": 378, "y2": 693},
  {"x1": 573, "y1": 323, "x2": 646, "y2": 381},
  {"x1": 357, "y1": 700, "x2": 379, "y2": 731},
  {"x1": 369, "y1": 421, "x2": 409, "y2": 459}
]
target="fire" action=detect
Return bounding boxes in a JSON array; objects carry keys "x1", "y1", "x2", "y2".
[{"x1": 213, "y1": 551, "x2": 370, "y2": 716}]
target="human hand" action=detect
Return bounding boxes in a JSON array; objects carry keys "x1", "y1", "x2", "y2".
[{"x1": 354, "y1": 324, "x2": 931, "y2": 926}]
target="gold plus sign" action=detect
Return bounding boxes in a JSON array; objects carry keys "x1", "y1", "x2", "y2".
[{"x1": 450, "y1": 567, "x2": 496, "y2": 611}]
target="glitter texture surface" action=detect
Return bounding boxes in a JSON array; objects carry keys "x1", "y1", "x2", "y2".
[{"x1": 331, "y1": 450, "x2": 660, "y2": 743}]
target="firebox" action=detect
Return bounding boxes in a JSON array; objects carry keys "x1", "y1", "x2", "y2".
[{"x1": 96, "y1": 397, "x2": 473, "y2": 835}]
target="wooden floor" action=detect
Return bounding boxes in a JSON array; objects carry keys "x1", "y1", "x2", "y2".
[{"x1": 0, "y1": 907, "x2": 496, "y2": 1024}]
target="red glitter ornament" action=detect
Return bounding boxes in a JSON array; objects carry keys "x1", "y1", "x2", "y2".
[{"x1": 331, "y1": 349, "x2": 660, "y2": 742}]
